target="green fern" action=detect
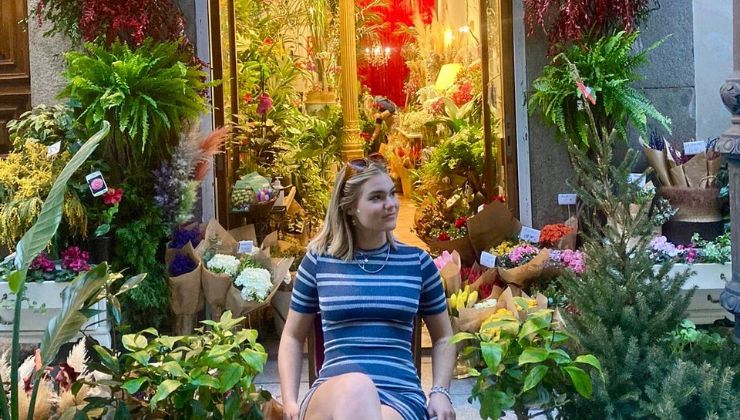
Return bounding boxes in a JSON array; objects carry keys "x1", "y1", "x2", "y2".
[
  {"x1": 529, "y1": 31, "x2": 671, "y2": 149},
  {"x1": 60, "y1": 39, "x2": 209, "y2": 169}
]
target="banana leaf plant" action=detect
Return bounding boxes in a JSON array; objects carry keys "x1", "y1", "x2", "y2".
[{"x1": 0, "y1": 122, "x2": 144, "y2": 420}]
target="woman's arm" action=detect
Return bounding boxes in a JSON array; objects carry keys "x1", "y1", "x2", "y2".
[
  {"x1": 278, "y1": 309, "x2": 316, "y2": 419},
  {"x1": 423, "y1": 311, "x2": 456, "y2": 420}
]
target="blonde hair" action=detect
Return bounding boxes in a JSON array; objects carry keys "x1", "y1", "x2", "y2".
[{"x1": 308, "y1": 162, "x2": 396, "y2": 261}]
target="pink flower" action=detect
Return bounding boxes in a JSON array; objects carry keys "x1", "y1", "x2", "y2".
[
  {"x1": 257, "y1": 93, "x2": 273, "y2": 116},
  {"x1": 91, "y1": 179, "x2": 104, "y2": 191},
  {"x1": 433, "y1": 251, "x2": 454, "y2": 270},
  {"x1": 508, "y1": 244, "x2": 539, "y2": 264},
  {"x1": 61, "y1": 246, "x2": 91, "y2": 273},
  {"x1": 30, "y1": 253, "x2": 55, "y2": 273},
  {"x1": 103, "y1": 187, "x2": 123, "y2": 206}
]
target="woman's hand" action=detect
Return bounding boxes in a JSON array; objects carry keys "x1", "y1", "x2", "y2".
[
  {"x1": 427, "y1": 393, "x2": 455, "y2": 420},
  {"x1": 283, "y1": 400, "x2": 300, "y2": 420}
]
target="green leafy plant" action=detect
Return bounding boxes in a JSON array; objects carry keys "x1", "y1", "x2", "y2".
[
  {"x1": 529, "y1": 31, "x2": 671, "y2": 149},
  {"x1": 665, "y1": 319, "x2": 725, "y2": 356},
  {"x1": 71, "y1": 311, "x2": 270, "y2": 419},
  {"x1": 452, "y1": 303, "x2": 603, "y2": 419},
  {"x1": 60, "y1": 39, "x2": 209, "y2": 170},
  {"x1": 692, "y1": 232, "x2": 732, "y2": 264},
  {"x1": 0, "y1": 122, "x2": 142, "y2": 420},
  {"x1": 6, "y1": 104, "x2": 82, "y2": 150},
  {"x1": 557, "y1": 58, "x2": 695, "y2": 419}
]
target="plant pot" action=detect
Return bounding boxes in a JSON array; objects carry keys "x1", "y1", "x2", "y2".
[
  {"x1": 657, "y1": 263, "x2": 733, "y2": 324},
  {"x1": 0, "y1": 281, "x2": 110, "y2": 346},
  {"x1": 89, "y1": 235, "x2": 114, "y2": 264},
  {"x1": 305, "y1": 90, "x2": 336, "y2": 115},
  {"x1": 658, "y1": 186, "x2": 723, "y2": 223}
]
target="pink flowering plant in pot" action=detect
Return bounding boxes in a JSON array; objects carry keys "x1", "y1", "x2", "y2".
[{"x1": 1, "y1": 246, "x2": 93, "y2": 283}]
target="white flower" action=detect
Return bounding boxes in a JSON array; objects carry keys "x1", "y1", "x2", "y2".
[
  {"x1": 206, "y1": 254, "x2": 240, "y2": 277},
  {"x1": 473, "y1": 299, "x2": 498, "y2": 309},
  {"x1": 235, "y1": 267, "x2": 273, "y2": 302}
]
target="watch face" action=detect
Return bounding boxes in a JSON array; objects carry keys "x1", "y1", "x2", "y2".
[{"x1": 86, "y1": 171, "x2": 109, "y2": 197}]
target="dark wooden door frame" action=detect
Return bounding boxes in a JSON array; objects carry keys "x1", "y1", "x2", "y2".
[{"x1": 0, "y1": 0, "x2": 32, "y2": 153}]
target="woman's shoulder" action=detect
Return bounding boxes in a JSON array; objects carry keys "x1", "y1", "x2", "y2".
[{"x1": 392, "y1": 241, "x2": 430, "y2": 259}]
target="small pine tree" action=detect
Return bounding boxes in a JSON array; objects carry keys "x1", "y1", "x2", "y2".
[{"x1": 556, "y1": 58, "x2": 693, "y2": 418}]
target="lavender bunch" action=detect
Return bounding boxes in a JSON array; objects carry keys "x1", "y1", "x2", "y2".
[
  {"x1": 153, "y1": 133, "x2": 201, "y2": 226},
  {"x1": 169, "y1": 253, "x2": 198, "y2": 276},
  {"x1": 170, "y1": 225, "x2": 202, "y2": 249}
]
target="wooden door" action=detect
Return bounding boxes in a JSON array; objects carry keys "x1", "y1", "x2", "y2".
[{"x1": 0, "y1": 0, "x2": 32, "y2": 153}]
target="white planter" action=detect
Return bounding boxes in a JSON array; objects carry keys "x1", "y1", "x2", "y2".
[
  {"x1": 665, "y1": 263, "x2": 732, "y2": 325},
  {"x1": 0, "y1": 281, "x2": 110, "y2": 347}
]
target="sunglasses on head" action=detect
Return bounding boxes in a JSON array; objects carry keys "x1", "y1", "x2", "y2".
[
  {"x1": 347, "y1": 152, "x2": 387, "y2": 171},
  {"x1": 341, "y1": 153, "x2": 387, "y2": 185}
]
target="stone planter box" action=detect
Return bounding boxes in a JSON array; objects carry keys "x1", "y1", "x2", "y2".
[
  {"x1": 0, "y1": 281, "x2": 110, "y2": 347},
  {"x1": 665, "y1": 263, "x2": 732, "y2": 325}
]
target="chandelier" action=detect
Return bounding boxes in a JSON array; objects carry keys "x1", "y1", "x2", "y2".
[{"x1": 364, "y1": 45, "x2": 392, "y2": 67}]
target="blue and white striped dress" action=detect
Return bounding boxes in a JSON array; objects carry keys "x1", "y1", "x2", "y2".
[{"x1": 290, "y1": 241, "x2": 447, "y2": 420}]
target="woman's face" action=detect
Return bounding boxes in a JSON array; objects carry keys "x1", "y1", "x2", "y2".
[{"x1": 351, "y1": 173, "x2": 399, "y2": 235}]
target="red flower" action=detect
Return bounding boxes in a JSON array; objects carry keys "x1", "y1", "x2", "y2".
[
  {"x1": 103, "y1": 188, "x2": 123, "y2": 206},
  {"x1": 242, "y1": 92, "x2": 253, "y2": 103},
  {"x1": 437, "y1": 231, "x2": 451, "y2": 241},
  {"x1": 451, "y1": 82, "x2": 473, "y2": 106},
  {"x1": 264, "y1": 37, "x2": 273, "y2": 45},
  {"x1": 492, "y1": 195, "x2": 506, "y2": 203},
  {"x1": 454, "y1": 216, "x2": 468, "y2": 229},
  {"x1": 396, "y1": 147, "x2": 406, "y2": 158},
  {"x1": 360, "y1": 132, "x2": 372, "y2": 142},
  {"x1": 540, "y1": 223, "x2": 574, "y2": 247},
  {"x1": 61, "y1": 246, "x2": 91, "y2": 273}
]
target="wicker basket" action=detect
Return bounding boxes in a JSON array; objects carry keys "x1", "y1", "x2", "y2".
[{"x1": 658, "y1": 187, "x2": 722, "y2": 223}]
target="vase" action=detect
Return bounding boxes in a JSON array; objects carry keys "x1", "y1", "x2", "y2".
[{"x1": 89, "y1": 235, "x2": 114, "y2": 264}]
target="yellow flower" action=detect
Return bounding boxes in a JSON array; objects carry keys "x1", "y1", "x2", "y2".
[{"x1": 527, "y1": 299, "x2": 538, "y2": 308}]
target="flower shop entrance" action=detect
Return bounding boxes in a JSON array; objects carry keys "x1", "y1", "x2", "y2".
[{"x1": 207, "y1": 0, "x2": 521, "y2": 248}]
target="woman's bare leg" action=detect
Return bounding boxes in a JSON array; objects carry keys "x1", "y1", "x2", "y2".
[{"x1": 304, "y1": 373, "x2": 382, "y2": 420}]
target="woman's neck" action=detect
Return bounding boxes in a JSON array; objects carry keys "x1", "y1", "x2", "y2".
[{"x1": 354, "y1": 232, "x2": 387, "y2": 251}]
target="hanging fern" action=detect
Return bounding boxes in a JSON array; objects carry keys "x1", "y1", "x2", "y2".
[
  {"x1": 60, "y1": 39, "x2": 209, "y2": 170},
  {"x1": 529, "y1": 31, "x2": 671, "y2": 149}
]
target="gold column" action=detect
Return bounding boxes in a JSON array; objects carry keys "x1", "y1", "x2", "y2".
[{"x1": 338, "y1": 0, "x2": 364, "y2": 160}]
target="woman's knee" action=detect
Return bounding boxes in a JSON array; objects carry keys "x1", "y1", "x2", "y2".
[{"x1": 336, "y1": 372, "x2": 378, "y2": 398}]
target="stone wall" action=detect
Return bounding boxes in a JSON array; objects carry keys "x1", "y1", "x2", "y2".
[
  {"x1": 524, "y1": 0, "x2": 701, "y2": 227},
  {"x1": 27, "y1": 0, "x2": 71, "y2": 106}
]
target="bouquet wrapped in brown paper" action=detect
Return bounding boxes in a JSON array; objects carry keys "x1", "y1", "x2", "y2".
[
  {"x1": 467, "y1": 200, "x2": 522, "y2": 256},
  {"x1": 641, "y1": 136, "x2": 723, "y2": 189},
  {"x1": 165, "y1": 222, "x2": 204, "y2": 267},
  {"x1": 165, "y1": 242, "x2": 204, "y2": 335},
  {"x1": 497, "y1": 249, "x2": 550, "y2": 289},
  {"x1": 225, "y1": 256, "x2": 293, "y2": 318},
  {"x1": 455, "y1": 286, "x2": 548, "y2": 332},
  {"x1": 195, "y1": 219, "x2": 240, "y2": 319},
  {"x1": 432, "y1": 250, "x2": 462, "y2": 295}
]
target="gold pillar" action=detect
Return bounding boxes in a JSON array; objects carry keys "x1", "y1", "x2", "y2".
[{"x1": 338, "y1": 0, "x2": 364, "y2": 160}]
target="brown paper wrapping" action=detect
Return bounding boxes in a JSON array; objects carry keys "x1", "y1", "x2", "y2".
[
  {"x1": 658, "y1": 186, "x2": 723, "y2": 222},
  {"x1": 261, "y1": 399, "x2": 284, "y2": 420},
  {"x1": 467, "y1": 267, "x2": 499, "y2": 292},
  {"x1": 668, "y1": 165, "x2": 688, "y2": 187},
  {"x1": 642, "y1": 146, "x2": 672, "y2": 186},
  {"x1": 166, "y1": 243, "x2": 204, "y2": 335},
  {"x1": 426, "y1": 236, "x2": 477, "y2": 266},
  {"x1": 196, "y1": 218, "x2": 239, "y2": 256},
  {"x1": 225, "y1": 257, "x2": 294, "y2": 317},
  {"x1": 683, "y1": 153, "x2": 708, "y2": 188},
  {"x1": 557, "y1": 216, "x2": 579, "y2": 250},
  {"x1": 439, "y1": 251, "x2": 462, "y2": 294},
  {"x1": 497, "y1": 249, "x2": 550, "y2": 288},
  {"x1": 467, "y1": 201, "x2": 522, "y2": 255},
  {"x1": 706, "y1": 156, "x2": 723, "y2": 188}
]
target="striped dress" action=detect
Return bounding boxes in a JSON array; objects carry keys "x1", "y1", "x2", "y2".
[{"x1": 290, "y1": 241, "x2": 447, "y2": 420}]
